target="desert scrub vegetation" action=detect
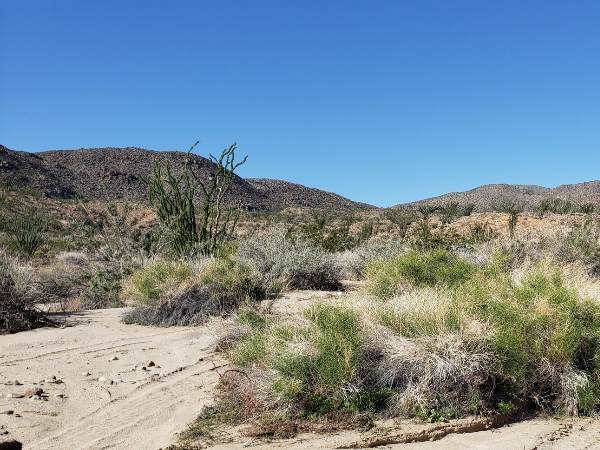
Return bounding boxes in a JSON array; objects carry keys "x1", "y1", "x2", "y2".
[
  {"x1": 182, "y1": 261, "x2": 600, "y2": 445},
  {"x1": 556, "y1": 220, "x2": 600, "y2": 268},
  {"x1": 75, "y1": 204, "x2": 151, "y2": 309},
  {"x1": 290, "y1": 210, "x2": 374, "y2": 253},
  {"x1": 0, "y1": 251, "x2": 50, "y2": 333},
  {"x1": 494, "y1": 201, "x2": 524, "y2": 238},
  {"x1": 336, "y1": 239, "x2": 405, "y2": 279},
  {"x1": 365, "y1": 249, "x2": 475, "y2": 299},
  {"x1": 0, "y1": 209, "x2": 48, "y2": 257},
  {"x1": 122, "y1": 257, "x2": 269, "y2": 326},
  {"x1": 536, "y1": 198, "x2": 596, "y2": 216},
  {"x1": 236, "y1": 232, "x2": 343, "y2": 291}
]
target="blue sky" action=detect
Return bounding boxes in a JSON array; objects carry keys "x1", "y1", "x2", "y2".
[{"x1": 1, "y1": 1, "x2": 599, "y2": 207}]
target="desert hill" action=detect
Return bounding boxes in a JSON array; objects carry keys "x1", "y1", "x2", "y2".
[
  {"x1": 0, "y1": 145, "x2": 372, "y2": 211},
  {"x1": 398, "y1": 182, "x2": 600, "y2": 211}
]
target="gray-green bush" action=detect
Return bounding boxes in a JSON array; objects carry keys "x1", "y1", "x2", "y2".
[
  {"x1": 0, "y1": 252, "x2": 49, "y2": 333},
  {"x1": 236, "y1": 232, "x2": 343, "y2": 291}
]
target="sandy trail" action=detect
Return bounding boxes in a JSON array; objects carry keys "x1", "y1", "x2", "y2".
[{"x1": 0, "y1": 308, "x2": 219, "y2": 450}]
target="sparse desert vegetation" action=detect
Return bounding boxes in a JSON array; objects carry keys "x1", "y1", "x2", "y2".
[{"x1": 4, "y1": 147, "x2": 600, "y2": 449}]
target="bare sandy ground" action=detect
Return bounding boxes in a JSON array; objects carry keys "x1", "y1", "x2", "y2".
[
  {"x1": 0, "y1": 308, "x2": 220, "y2": 449},
  {"x1": 2, "y1": 306, "x2": 600, "y2": 450}
]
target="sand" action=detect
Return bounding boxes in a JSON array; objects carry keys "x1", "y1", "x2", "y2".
[{"x1": 0, "y1": 308, "x2": 219, "y2": 449}]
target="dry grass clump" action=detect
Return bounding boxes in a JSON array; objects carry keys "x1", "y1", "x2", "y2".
[
  {"x1": 120, "y1": 259, "x2": 197, "y2": 306},
  {"x1": 553, "y1": 220, "x2": 600, "y2": 275},
  {"x1": 183, "y1": 254, "x2": 600, "y2": 444},
  {"x1": 0, "y1": 251, "x2": 50, "y2": 333},
  {"x1": 236, "y1": 232, "x2": 342, "y2": 291},
  {"x1": 365, "y1": 249, "x2": 475, "y2": 299},
  {"x1": 122, "y1": 258, "x2": 269, "y2": 326},
  {"x1": 336, "y1": 239, "x2": 405, "y2": 280}
]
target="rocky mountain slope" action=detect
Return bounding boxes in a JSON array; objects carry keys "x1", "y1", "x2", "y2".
[
  {"x1": 398, "y1": 182, "x2": 600, "y2": 211},
  {"x1": 0, "y1": 145, "x2": 372, "y2": 211},
  {"x1": 247, "y1": 178, "x2": 373, "y2": 210}
]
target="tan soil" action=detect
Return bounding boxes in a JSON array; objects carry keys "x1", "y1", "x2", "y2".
[{"x1": 0, "y1": 308, "x2": 221, "y2": 449}]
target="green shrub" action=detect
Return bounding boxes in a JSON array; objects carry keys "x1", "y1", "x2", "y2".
[
  {"x1": 293, "y1": 212, "x2": 372, "y2": 252},
  {"x1": 336, "y1": 239, "x2": 405, "y2": 279},
  {"x1": 536, "y1": 198, "x2": 577, "y2": 216},
  {"x1": 6, "y1": 212, "x2": 47, "y2": 257},
  {"x1": 456, "y1": 266, "x2": 600, "y2": 414},
  {"x1": 227, "y1": 303, "x2": 367, "y2": 417},
  {"x1": 123, "y1": 258, "x2": 268, "y2": 327},
  {"x1": 0, "y1": 252, "x2": 49, "y2": 333},
  {"x1": 438, "y1": 202, "x2": 475, "y2": 224},
  {"x1": 384, "y1": 208, "x2": 417, "y2": 238},
  {"x1": 365, "y1": 249, "x2": 475, "y2": 299},
  {"x1": 467, "y1": 223, "x2": 497, "y2": 244},
  {"x1": 122, "y1": 259, "x2": 193, "y2": 306}
]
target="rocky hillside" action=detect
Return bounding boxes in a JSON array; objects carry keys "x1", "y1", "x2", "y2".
[
  {"x1": 398, "y1": 182, "x2": 600, "y2": 211},
  {"x1": 0, "y1": 145, "x2": 372, "y2": 211},
  {"x1": 248, "y1": 178, "x2": 373, "y2": 210}
]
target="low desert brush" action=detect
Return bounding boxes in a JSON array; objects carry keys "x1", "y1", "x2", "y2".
[
  {"x1": 0, "y1": 251, "x2": 49, "y2": 333},
  {"x1": 365, "y1": 249, "x2": 475, "y2": 299},
  {"x1": 122, "y1": 257, "x2": 268, "y2": 326},
  {"x1": 188, "y1": 260, "x2": 600, "y2": 444},
  {"x1": 236, "y1": 232, "x2": 342, "y2": 291}
]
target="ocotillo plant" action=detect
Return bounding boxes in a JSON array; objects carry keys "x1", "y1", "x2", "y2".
[{"x1": 147, "y1": 142, "x2": 247, "y2": 256}]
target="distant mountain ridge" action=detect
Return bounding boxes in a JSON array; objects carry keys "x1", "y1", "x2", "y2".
[
  {"x1": 0, "y1": 145, "x2": 373, "y2": 211},
  {"x1": 397, "y1": 182, "x2": 600, "y2": 211},
  {"x1": 3, "y1": 145, "x2": 600, "y2": 212}
]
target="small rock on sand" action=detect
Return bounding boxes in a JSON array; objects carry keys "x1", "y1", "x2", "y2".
[
  {"x1": 24, "y1": 388, "x2": 43, "y2": 398},
  {"x1": 108, "y1": 356, "x2": 119, "y2": 361}
]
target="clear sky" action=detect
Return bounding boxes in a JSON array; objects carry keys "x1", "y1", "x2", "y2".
[{"x1": 1, "y1": 1, "x2": 599, "y2": 207}]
